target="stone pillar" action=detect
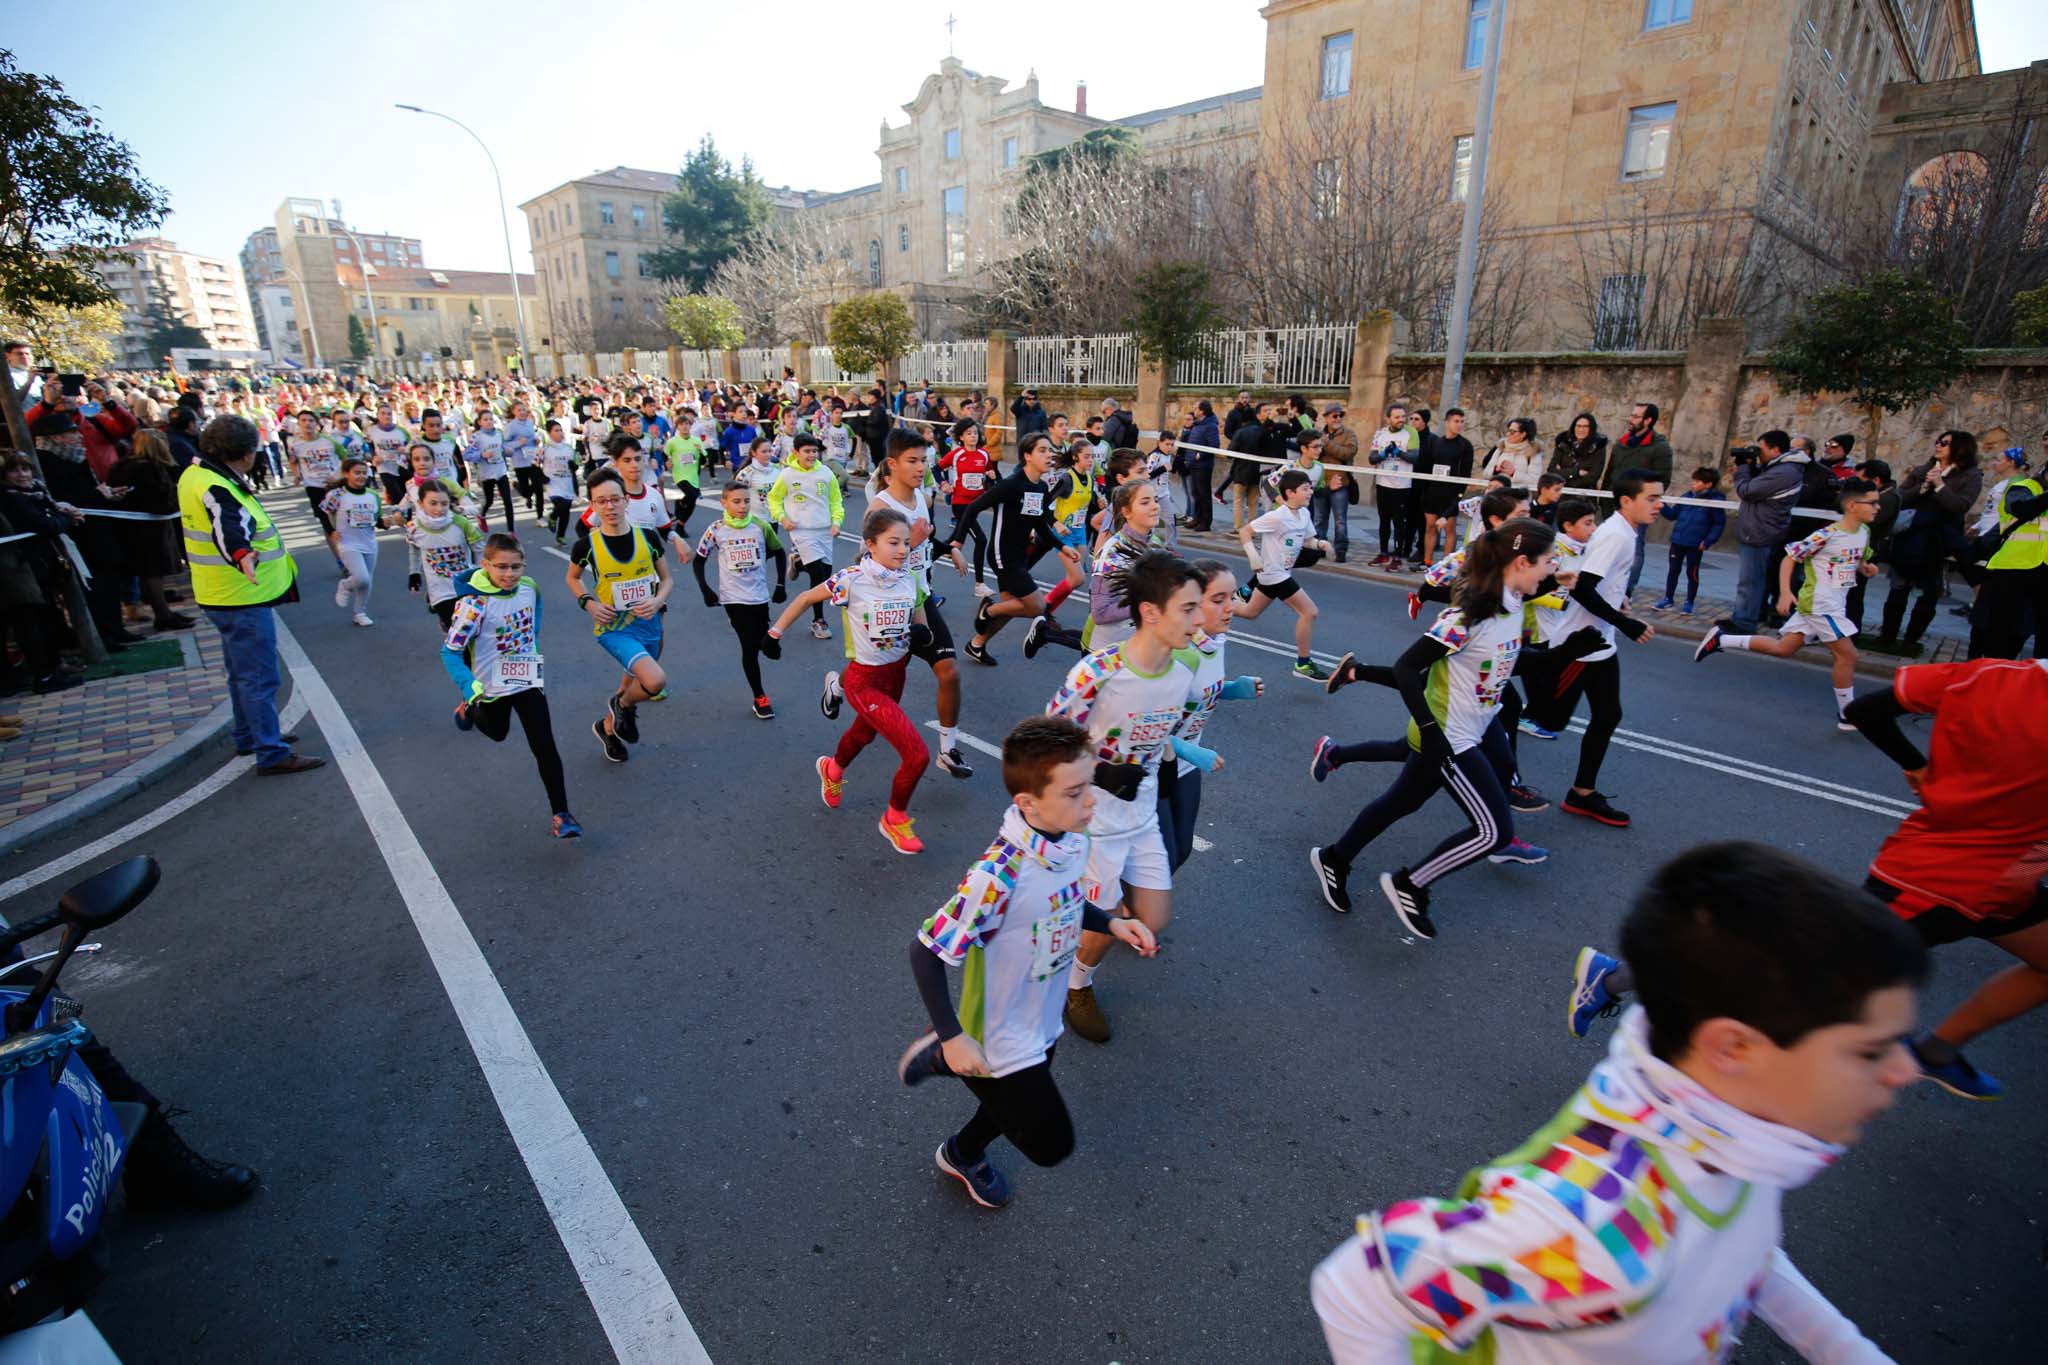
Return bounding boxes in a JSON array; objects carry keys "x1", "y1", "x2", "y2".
[
  {"x1": 622, "y1": 346, "x2": 638, "y2": 376},
  {"x1": 790, "y1": 340, "x2": 813, "y2": 387},
  {"x1": 986, "y1": 329, "x2": 1015, "y2": 459},
  {"x1": 722, "y1": 349, "x2": 741, "y2": 384},
  {"x1": 1671, "y1": 318, "x2": 1749, "y2": 476},
  {"x1": 1135, "y1": 354, "x2": 1168, "y2": 439},
  {"x1": 667, "y1": 345, "x2": 683, "y2": 382},
  {"x1": 1349, "y1": 312, "x2": 1395, "y2": 427}
]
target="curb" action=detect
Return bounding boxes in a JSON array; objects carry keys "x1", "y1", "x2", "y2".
[
  {"x1": 2, "y1": 700, "x2": 235, "y2": 856},
  {"x1": 1169, "y1": 529, "x2": 1938, "y2": 681}
]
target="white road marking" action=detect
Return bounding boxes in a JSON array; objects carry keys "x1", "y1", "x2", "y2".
[
  {"x1": 924, "y1": 724, "x2": 1212, "y2": 852},
  {"x1": 273, "y1": 621, "x2": 706, "y2": 1365},
  {"x1": 0, "y1": 694, "x2": 313, "y2": 905},
  {"x1": 1559, "y1": 721, "x2": 1916, "y2": 818}
]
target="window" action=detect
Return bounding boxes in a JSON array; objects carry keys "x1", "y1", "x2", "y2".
[
  {"x1": 942, "y1": 187, "x2": 967, "y2": 274},
  {"x1": 632, "y1": 203, "x2": 647, "y2": 228},
  {"x1": 1451, "y1": 135, "x2": 1473, "y2": 202},
  {"x1": 642, "y1": 298, "x2": 657, "y2": 320},
  {"x1": 553, "y1": 257, "x2": 563, "y2": 282},
  {"x1": 605, "y1": 251, "x2": 621, "y2": 278},
  {"x1": 944, "y1": 128, "x2": 961, "y2": 160},
  {"x1": 1622, "y1": 101, "x2": 1676, "y2": 180},
  {"x1": 895, "y1": 166, "x2": 909, "y2": 194},
  {"x1": 530, "y1": 217, "x2": 542, "y2": 241},
  {"x1": 1463, "y1": 0, "x2": 1492, "y2": 70},
  {"x1": 599, "y1": 201, "x2": 615, "y2": 226},
  {"x1": 1642, "y1": 0, "x2": 1691, "y2": 31},
  {"x1": 1595, "y1": 273, "x2": 1645, "y2": 349},
  {"x1": 1321, "y1": 32, "x2": 1353, "y2": 99},
  {"x1": 868, "y1": 239, "x2": 882, "y2": 286},
  {"x1": 636, "y1": 255, "x2": 651, "y2": 278},
  {"x1": 1002, "y1": 136, "x2": 1018, "y2": 168},
  {"x1": 611, "y1": 296, "x2": 625, "y2": 321},
  {"x1": 575, "y1": 297, "x2": 586, "y2": 322},
  {"x1": 898, "y1": 225, "x2": 909, "y2": 252},
  {"x1": 1310, "y1": 158, "x2": 1344, "y2": 219},
  {"x1": 564, "y1": 205, "x2": 573, "y2": 226}
]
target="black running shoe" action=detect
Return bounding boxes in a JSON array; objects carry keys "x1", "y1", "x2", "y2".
[
  {"x1": 1561, "y1": 789, "x2": 1631, "y2": 828},
  {"x1": 936, "y1": 747, "x2": 974, "y2": 779},
  {"x1": 964, "y1": 640, "x2": 998, "y2": 667},
  {"x1": 1507, "y1": 783, "x2": 1549, "y2": 813},
  {"x1": 1324, "y1": 651, "x2": 1359, "y2": 696},
  {"x1": 1022, "y1": 616, "x2": 1048, "y2": 659},
  {"x1": 1381, "y1": 869, "x2": 1435, "y2": 939},
  {"x1": 896, "y1": 1031, "x2": 946, "y2": 1087},
  {"x1": 820, "y1": 669, "x2": 842, "y2": 720},
  {"x1": 974, "y1": 596, "x2": 994, "y2": 637},
  {"x1": 593, "y1": 717, "x2": 629, "y2": 764},
  {"x1": 1309, "y1": 846, "x2": 1352, "y2": 913},
  {"x1": 608, "y1": 691, "x2": 639, "y2": 744}
]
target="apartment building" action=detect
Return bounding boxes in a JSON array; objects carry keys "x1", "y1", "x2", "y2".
[{"x1": 92, "y1": 238, "x2": 259, "y2": 368}]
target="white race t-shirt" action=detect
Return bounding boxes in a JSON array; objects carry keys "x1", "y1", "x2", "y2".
[
  {"x1": 1551, "y1": 513, "x2": 1636, "y2": 663},
  {"x1": 1247, "y1": 504, "x2": 1315, "y2": 586}
]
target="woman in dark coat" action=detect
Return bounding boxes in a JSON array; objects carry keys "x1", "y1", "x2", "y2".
[
  {"x1": 1547, "y1": 412, "x2": 1611, "y2": 490},
  {"x1": 108, "y1": 429, "x2": 193, "y2": 630},
  {"x1": 1879, "y1": 430, "x2": 1984, "y2": 648}
]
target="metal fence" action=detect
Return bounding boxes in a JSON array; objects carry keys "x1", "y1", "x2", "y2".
[
  {"x1": 1015, "y1": 333, "x2": 1138, "y2": 389},
  {"x1": 735, "y1": 346, "x2": 788, "y2": 381},
  {"x1": 902, "y1": 340, "x2": 988, "y2": 387},
  {"x1": 529, "y1": 354, "x2": 556, "y2": 381},
  {"x1": 595, "y1": 351, "x2": 626, "y2": 376},
  {"x1": 678, "y1": 348, "x2": 719, "y2": 381},
  {"x1": 809, "y1": 345, "x2": 875, "y2": 387},
  {"x1": 1169, "y1": 323, "x2": 1355, "y2": 389}
]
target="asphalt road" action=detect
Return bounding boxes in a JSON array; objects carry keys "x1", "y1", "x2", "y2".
[{"x1": 2, "y1": 488, "x2": 2039, "y2": 1364}]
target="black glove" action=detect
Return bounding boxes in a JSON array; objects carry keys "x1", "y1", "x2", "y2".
[
  {"x1": 1416, "y1": 723, "x2": 1453, "y2": 767},
  {"x1": 1092, "y1": 761, "x2": 1146, "y2": 802},
  {"x1": 908, "y1": 623, "x2": 934, "y2": 654},
  {"x1": 408, "y1": 572, "x2": 422, "y2": 592},
  {"x1": 1559, "y1": 626, "x2": 1607, "y2": 661},
  {"x1": 1618, "y1": 615, "x2": 1650, "y2": 643},
  {"x1": 1295, "y1": 544, "x2": 1325, "y2": 570},
  {"x1": 699, "y1": 589, "x2": 719, "y2": 608},
  {"x1": 761, "y1": 631, "x2": 782, "y2": 660},
  {"x1": 772, "y1": 584, "x2": 786, "y2": 603}
]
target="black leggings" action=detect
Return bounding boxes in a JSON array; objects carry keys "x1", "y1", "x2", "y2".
[
  {"x1": 549, "y1": 497, "x2": 575, "y2": 540},
  {"x1": 1880, "y1": 563, "x2": 1946, "y2": 643},
  {"x1": 1968, "y1": 565, "x2": 2047, "y2": 660},
  {"x1": 1156, "y1": 762, "x2": 1202, "y2": 871},
  {"x1": 1325, "y1": 724, "x2": 1514, "y2": 887},
  {"x1": 514, "y1": 465, "x2": 545, "y2": 513},
  {"x1": 305, "y1": 485, "x2": 334, "y2": 535},
  {"x1": 672, "y1": 483, "x2": 700, "y2": 535},
  {"x1": 1531, "y1": 654, "x2": 1624, "y2": 791},
  {"x1": 950, "y1": 503, "x2": 987, "y2": 585},
  {"x1": 479, "y1": 476, "x2": 516, "y2": 526},
  {"x1": 725, "y1": 602, "x2": 770, "y2": 697},
  {"x1": 469, "y1": 688, "x2": 569, "y2": 814},
  {"x1": 799, "y1": 558, "x2": 830, "y2": 622},
  {"x1": 955, "y1": 1050, "x2": 1074, "y2": 1167}
]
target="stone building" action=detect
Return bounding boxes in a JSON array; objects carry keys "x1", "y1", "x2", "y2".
[
  {"x1": 240, "y1": 217, "x2": 423, "y2": 358},
  {"x1": 91, "y1": 238, "x2": 259, "y2": 368},
  {"x1": 247, "y1": 199, "x2": 433, "y2": 365},
  {"x1": 334, "y1": 266, "x2": 535, "y2": 368}
]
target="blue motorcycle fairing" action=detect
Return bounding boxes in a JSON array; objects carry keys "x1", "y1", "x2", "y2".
[
  {"x1": 43, "y1": 1053, "x2": 124, "y2": 1261},
  {"x1": 0, "y1": 990, "x2": 66, "y2": 1216}
]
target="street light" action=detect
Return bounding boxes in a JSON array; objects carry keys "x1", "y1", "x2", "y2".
[
  {"x1": 328, "y1": 210, "x2": 383, "y2": 371},
  {"x1": 395, "y1": 103, "x2": 531, "y2": 377}
]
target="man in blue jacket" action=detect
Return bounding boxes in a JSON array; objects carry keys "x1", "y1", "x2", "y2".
[{"x1": 1653, "y1": 466, "x2": 1728, "y2": 613}]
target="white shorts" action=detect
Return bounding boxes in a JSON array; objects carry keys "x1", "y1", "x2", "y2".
[
  {"x1": 1779, "y1": 612, "x2": 1855, "y2": 642},
  {"x1": 790, "y1": 526, "x2": 837, "y2": 567},
  {"x1": 1084, "y1": 824, "x2": 1172, "y2": 902}
]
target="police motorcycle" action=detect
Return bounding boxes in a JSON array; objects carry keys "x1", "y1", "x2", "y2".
[{"x1": 0, "y1": 856, "x2": 161, "y2": 1363}]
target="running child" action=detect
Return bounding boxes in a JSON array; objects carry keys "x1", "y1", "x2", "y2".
[
  {"x1": 503, "y1": 399, "x2": 541, "y2": 515},
  {"x1": 364, "y1": 403, "x2": 412, "y2": 504},
  {"x1": 1308, "y1": 519, "x2": 1559, "y2": 936},
  {"x1": 1146, "y1": 434, "x2": 1180, "y2": 548},
  {"x1": 405, "y1": 481, "x2": 484, "y2": 631},
  {"x1": 1027, "y1": 478, "x2": 1167, "y2": 659},
  {"x1": 692, "y1": 479, "x2": 788, "y2": 719},
  {"x1": 735, "y1": 436, "x2": 783, "y2": 523},
  {"x1": 1516, "y1": 497, "x2": 1599, "y2": 742},
  {"x1": 465, "y1": 409, "x2": 515, "y2": 527},
  {"x1": 773, "y1": 505, "x2": 929, "y2": 854},
  {"x1": 289, "y1": 410, "x2": 346, "y2": 549},
  {"x1": 945, "y1": 433, "x2": 1080, "y2": 667},
  {"x1": 1313, "y1": 841, "x2": 1922, "y2": 1363},
  {"x1": 319, "y1": 458, "x2": 387, "y2": 627},
  {"x1": 1235, "y1": 469, "x2": 1333, "y2": 681},
  {"x1": 662, "y1": 419, "x2": 707, "y2": 533},
  {"x1": 568, "y1": 467, "x2": 675, "y2": 763},
  {"x1": 1045, "y1": 551, "x2": 1203, "y2": 1043},
  {"x1": 416, "y1": 409, "x2": 468, "y2": 490},
  {"x1": 896, "y1": 715, "x2": 1159, "y2": 1209},
  {"x1": 855, "y1": 429, "x2": 973, "y2": 779},
  {"x1": 1157, "y1": 560, "x2": 1262, "y2": 870},
  {"x1": 768, "y1": 433, "x2": 844, "y2": 641},
  {"x1": 937, "y1": 420, "x2": 994, "y2": 596},
  {"x1": 541, "y1": 420, "x2": 579, "y2": 544},
  {"x1": 1694, "y1": 478, "x2": 1879, "y2": 730},
  {"x1": 442, "y1": 533, "x2": 581, "y2": 840}
]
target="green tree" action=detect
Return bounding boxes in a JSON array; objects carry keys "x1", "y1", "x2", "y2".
[
  {"x1": 137, "y1": 268, "x2": 208, "y2": 362},
  {"x1": 2014, "y1": 283, "x2": 2048, "y2": 348},
  {"x1": 1765, "y1": 269, "x2": 1968, "y2": 453},
  {"x1": 1123, "y1": 260, "x2": 1225, "y2": 375},
  {"x1": 347, "y1": 313, "x2": 371, "y2": 361},
  {"x1": 0, "y1": 298, "x2": 122, "y2": 372},
  {"x1": 645, "y1": 137, "x2": 773, "y2": 291},
  {"x1": 1026, "y1": 125, "x2": 1141, "y2": 178},
  {"x1": 0, "y1": 50, "x2": 169, "y2": 312},
  {"x1": 827, "y1": 293, "x2": 916, "y2": 375},
  {"x1": 663, "y1": 294, "x2": 745, "y2": 350}
]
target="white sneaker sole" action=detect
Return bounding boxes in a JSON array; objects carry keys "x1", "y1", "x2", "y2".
[
  {"x1": 1308, "y1": 847, "x2": 1349, "y2": 913},
  {"x1": 933, "y1": 1143, "x2": 1004, "y2": 1209},
  {"x1": 1381, "y1": 872, "x2": 1432, "y2": 939}
]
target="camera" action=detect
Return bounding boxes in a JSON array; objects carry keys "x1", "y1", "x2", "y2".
[{"x1": 1728, "y1": 445, "x2": 1762, "y2": 465}]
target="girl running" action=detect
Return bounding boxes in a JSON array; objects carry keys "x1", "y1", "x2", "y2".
[
  {"x1": 1025, "y1": 478, "x2": 1163, "y2": 659},
  {"x1": 773, "y1": 505, "x2": 930, "y2": 855},
  {"x1": 319, "y1": 458, "x2": 387, "y2": 627},
  {"x1": 541, "y1": 420, "x2": 579, "y2": 544},
  {"x1": 1309, "y1": 518, "x2": 1559, "y2": 938},
  {"x1": 442, "y1": 533, "x2": 581, "y2": 840},
  {"x1": 405, "y1": 482, "x2": 484, "y2": 631},
  {"x1": 1235, "y1": 469, "x2": 1333, "y2": 680},
  {"x1": 937, "y1": 419, "x2": 992, "y2": 596},
  {"x1": 693, "y1": 480, "x2": 788, "y2": 719},
  {"x1": 1158, "y1": 559, "x2": 1262, "y2": 871},
  {"x1": 465, "y1": 409, "x2": 515, "y2": 527},
  {"x1": 503, "y1": 399, "x2": 541, "y2": 515}
]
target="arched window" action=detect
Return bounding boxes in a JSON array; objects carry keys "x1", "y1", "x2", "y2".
[{"x1": 868, "y1": 239, "x2": 883, "y2": 286}]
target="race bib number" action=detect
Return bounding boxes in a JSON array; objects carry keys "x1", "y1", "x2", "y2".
[
  {"x1": 961, "y1": 471, "x2": 984, "y2": 490},
  {"x1": 611, "y1": 574, "x2": 657, "y2": 609},
  {"x1": 1020, "y1": 491, "x2": 1045, "y2": 517},
  {"x1": 545, "y1": 454, "x2": 573, "y2": 479},
  {"x1": 344, "y1": 504, "x2": 378, "y2": 529},
  {"x1": 1122, "y1": 706, "x2": 1183, "y2": 759},
  {"x1": 488, "y1": 653, "x2": 543, "y2": 693},
  {"x1": 871, "y1": 597, "x2": 914, "y2": 645},
  {"x1": 1028, "y1": 910, "x2": 1082, "y2": 981},
  {"x1": 908, "y1": 538, "x2": 933, "y2": 572},
  {"x1": 720, "y1": 538, "x2": 762, "y2": 573}
]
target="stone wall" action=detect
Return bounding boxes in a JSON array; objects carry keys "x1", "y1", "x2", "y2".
[{"x1": 1732, "y1": 355, "x2": 2048, "y2": 467}]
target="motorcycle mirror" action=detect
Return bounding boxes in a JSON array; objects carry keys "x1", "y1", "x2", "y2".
[{"x1": 57, "y1": 856, "x2": 159, "y2": 932}]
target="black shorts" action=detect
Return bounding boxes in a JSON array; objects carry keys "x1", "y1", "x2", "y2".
[
  {"x1": 911, "y1": 597, "x2": 955, "y2": 664},
  {"x1": 1864, "y1": 875, "x2": 2048, "y2": 947},
  {"x1": 995, "y1": 565, "x2": 1039, "y2": 599},
  {"x1": 1253, "y1": 575, "x2": 1300, "y2": 602},
  {"x1": 378, "y1": 472, "x2": 407, "y2": 505}
]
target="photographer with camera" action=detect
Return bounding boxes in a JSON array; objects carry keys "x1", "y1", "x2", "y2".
[{"x1": 1724, "y1": 430, "x2": 1807, "y2": 635}]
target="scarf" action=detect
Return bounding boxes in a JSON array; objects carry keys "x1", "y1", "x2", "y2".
[
  {"x1": 1573, "y1": 1007, "x2": 1841, "y2": 1190},
  {"x1": 1620, "y1": 425, "x2": 1656, "y2": 448}
]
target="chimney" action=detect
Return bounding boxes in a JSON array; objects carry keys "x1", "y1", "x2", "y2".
[{"x1": 1075, "y1": 80, "x2": 1087, "y2": 116}]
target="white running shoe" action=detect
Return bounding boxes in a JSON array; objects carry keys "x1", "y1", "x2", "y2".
[{"x1": 352, "y1": 613, "x2": 374, "y2": 627}]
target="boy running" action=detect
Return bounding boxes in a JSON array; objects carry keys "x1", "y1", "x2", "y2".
[
  {"x1": 693, "y1": 480, "x2": 788, "y2": 719},
  {"x1": 1235, "y1": 469, "x2": 1333, "y2": 680},
  {"x1": 768, "y1": 433, "x2": 845, "y2": 641},
  {"x1": 945, "y1": 433, "x2": 1080, "y2": 667},
  {"x1": 567, "y1": 467, "x2": 674, "y2": 763},
  {"x1": 404, "y1": 482, "x2": 482, "y2": 631}
]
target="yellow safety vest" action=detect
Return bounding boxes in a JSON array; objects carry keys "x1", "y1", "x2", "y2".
[
  {"x1": 1987, "y1": 477, "x2": 2045, "y2": 571},
  {"x1": 587, "y1": 527, "x2": 658, "y2": 634},
  {"x1": 177, "y1": 462, "x2": 298, "y2": 607}
]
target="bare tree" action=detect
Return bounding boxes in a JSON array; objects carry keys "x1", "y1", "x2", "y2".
[{"x1": 708, "y1": 213, "x2": 868, "y2": 344}]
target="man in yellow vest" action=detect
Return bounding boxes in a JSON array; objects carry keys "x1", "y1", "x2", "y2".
[
  {"x1": 1970, "y1": 446, "x2": 2047, "y2": 661},
  {"x1": 179, "y1": 415, "x2": 325, "y2": 773}
]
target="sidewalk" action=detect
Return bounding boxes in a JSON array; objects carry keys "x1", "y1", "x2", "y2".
[{"x1": 0, "y1": 581, "x2": 233, "y2": 839}]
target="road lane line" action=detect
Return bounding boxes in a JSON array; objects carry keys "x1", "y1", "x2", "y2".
[
  {"x1": 1561, "y1": 722, "x2": 1916, "y2": 817},
  {"x1": 273, "y1": 620, "x2": 706, "y2": 1365},
  {"x1": 0, "y1": 692, "x2": 313, "y2": 905}
]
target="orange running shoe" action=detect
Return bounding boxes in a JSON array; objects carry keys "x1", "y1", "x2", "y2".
[
  {"x1": 816, "y1": 755, "x2": 843, "y2": 809},
  {"x1": 878, "y1": 809, "x2": 923, "y2": 855}
]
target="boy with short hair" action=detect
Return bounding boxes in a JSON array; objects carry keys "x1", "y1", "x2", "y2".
[
  {"x1": 1314, "y1": 841, "x2": 1923, "y2": 1363},
  {"x1": 1236, "y1": 469, "x2": 1334, "y2": 680},
  {"x1": 1654, "y1": 466, "x2": 1728, "y2": 613},
  {"x1": 898, "y1": 715, "x2": 1158, "y2": 1209},
  {"x1": 1529, "y1": 472, "x2": 1567, "y2": 528},
  {"x1": 768, "y1": 432, "x2": 845, "y2": 641}
]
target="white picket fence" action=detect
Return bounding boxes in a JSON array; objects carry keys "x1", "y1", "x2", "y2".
[
  {"x1": 560, "y1": 353, "x2": 587, "y2": 377},
  {"x1": 1169, "y1": 323, "x2": 1355, "y2": 389},
  {"x1": 528, "y1": 353, "x2": 556, "y2": 381},
  {"x1": 595, "y1": 351, "x2": 626, "y2": 376},
  {"x1": 1015, "y1": 333, "x2": 1138, "y2": 388},
  {"x1": 809, "y1": 345, "x2": 875, "y2": 387},
  {"x1": 678, "y1": 348, "x2": 719, "y2": 381},
  {"x1": 735, "y1": 346, "x2": 788, "y2": 381},
  {"x1": 902, "y1": 340, "x2": 987, "y2": 387}
]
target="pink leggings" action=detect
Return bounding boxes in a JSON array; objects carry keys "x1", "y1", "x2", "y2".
[{"x1": 834, "y1": 658, "x2": 929, "y2": 811}]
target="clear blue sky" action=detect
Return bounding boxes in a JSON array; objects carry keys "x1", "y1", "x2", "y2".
[{"x1": 7, "y1": 0, "x2": 2043, "y2": 278}]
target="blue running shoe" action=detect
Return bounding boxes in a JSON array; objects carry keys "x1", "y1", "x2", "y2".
[
  {"x1": 1909, "y1": 1040, "x2": 2004, "y2": 1100},
  {"x1": 935, "y1": 1139, "x2": 1012, "y2": 1208},
  {"x1": 1488, "y1": 837, "x2": 1549, "y2": 865},
  {"x1": 1518, "y1": 718, "x2": 1559, "y2": 741},
  {"x1": 1310, "y1": 735, "x2": 1339, "y2": 783},
  {"x1": 551, "y1": 811, "x2": 583, "y2": 840},
  {"x1": 454, "y1": 706, "x2": 474, "y2": 732},
  {"x1": 1652, "y1": 596, "x2": 1674, "y2": 609},
  {"x1": 1568, "y1": 947, "x2": 1621, "y2": 1039},
  {"x1": 896, "y1": 1031, "x2": 945, "y2": 1087}
]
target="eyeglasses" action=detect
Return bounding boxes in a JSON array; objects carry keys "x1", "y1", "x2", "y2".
[
  {"x1": 1936, "y1": 437, "x2": 1952, "y2": 446},
  {"x1": 590, "y1": 495, "x2": 626, "y2": 506}
]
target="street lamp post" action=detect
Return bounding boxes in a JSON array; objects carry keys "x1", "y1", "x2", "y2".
[
  {"x1": 330, "y1": 218, "x2": 383, "y2": 373},
  {"x1": 395, "y1": 103, "x2": 531, "y2": 378}
]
